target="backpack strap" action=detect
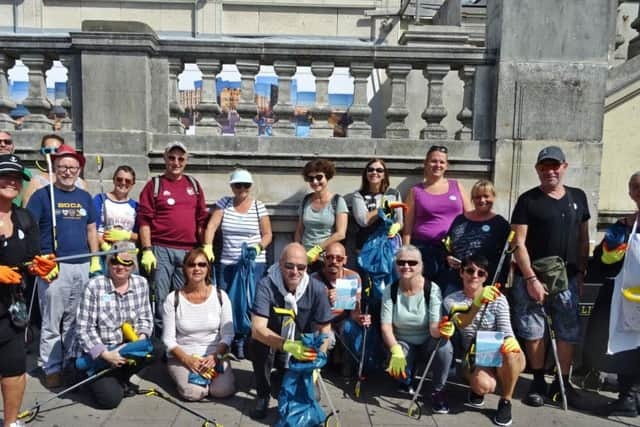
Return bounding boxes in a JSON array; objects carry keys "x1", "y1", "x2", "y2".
[
  {"x1": 154, "y1": 175, "x2": 200, "y2": 200},
  {"x1": 390, "y1": 280, "x2": 431, "y2": 309},
  {"x1": 174, "y1": 286, "x2": 223, "y2": 312}
]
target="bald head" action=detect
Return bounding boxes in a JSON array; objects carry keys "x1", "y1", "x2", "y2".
[
  {"x1": 280, "y1": 242, "x2": 306, "y2": 263},
  {"x1": 279, "y1": 243, "x2": 308, "y2": 291},
  {"x1": 325, "y1": 242, "x2": 346, "y2": 256}
]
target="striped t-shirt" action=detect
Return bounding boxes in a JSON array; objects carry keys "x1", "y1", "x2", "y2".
[{"x1": 217, "y1": 196, "x2": 268, "y2": 264}]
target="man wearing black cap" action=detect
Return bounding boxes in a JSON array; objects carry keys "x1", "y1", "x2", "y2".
[{"x1": 510, "y1": 145, "x2": 590, "y2": 409}]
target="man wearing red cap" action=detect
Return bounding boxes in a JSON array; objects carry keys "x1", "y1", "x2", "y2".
[{"x1": 26, "y1": 144, "x2": 101, "y2": 388}]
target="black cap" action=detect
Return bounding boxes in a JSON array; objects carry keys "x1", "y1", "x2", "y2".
[
  {"x1": 0, "y1": 154, "x2": 30, "y2": 181},
  {"x1": 536, "y1": 146, "x2": 566, "y2": 165}
]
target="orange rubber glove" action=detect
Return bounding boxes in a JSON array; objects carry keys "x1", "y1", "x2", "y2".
[
  {"x1": 0, "y1": 265, "x2": 22, "y2": 285},
  {"x1": 29, "y1": 255, "x2": 58, "y2": 279}
]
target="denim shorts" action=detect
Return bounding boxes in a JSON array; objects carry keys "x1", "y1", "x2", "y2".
[{"x1": 510, "y1": 274, "x2": 580, "y2": 343}]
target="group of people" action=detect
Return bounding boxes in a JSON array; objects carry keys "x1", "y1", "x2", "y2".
[{"x1": 0, "y1": 128, "x2": 637, "y2": 427}]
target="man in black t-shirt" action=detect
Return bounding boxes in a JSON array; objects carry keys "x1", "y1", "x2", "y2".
[
  {"x1": 510, "y1": 146, "x2": 590, "y2": 409},
  {"x1": 248, "y1": 242, "x2": 332, "y2": 419}
]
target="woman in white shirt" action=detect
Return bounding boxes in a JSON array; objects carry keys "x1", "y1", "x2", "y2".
[{"x1": 162, "y1": 248, "x2": 235, "y2": 400}]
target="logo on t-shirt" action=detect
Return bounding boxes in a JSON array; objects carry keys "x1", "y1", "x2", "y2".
[
  {"x1": 449, "y1": 195, "x2": 457, "y2": 201},
  {"x1": 482, "y1": 224, "x2": 491, "y2": 232},
  {"x1": 187, "y1": 187, "x2": 195, "y2": 196},
  {"x1": 163, "y1": 190, "x2": 171, "y2": 196}
]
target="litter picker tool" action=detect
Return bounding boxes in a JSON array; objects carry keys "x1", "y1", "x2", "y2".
[
  {"x1": 23, "y1": 247, "x2": 138, "y2": 267},
  {"x1": 542, "y1": 305, "x2": 568, "y2": 411},
  {"x1": 406, "y1": 336, "x2": 443, "y2": 419},
  {"x1": 140, "y1": 388, "x2": 222, "y2": 427},
  {"x1": 44, "y1": 150, "x2": 57, "y2": 252},
  {"x1": 95, "y1": 155, "x2": 108, "y2": 230},
  {"x1": 355, "y1": 276, "x2": 372, "y2": 398}
]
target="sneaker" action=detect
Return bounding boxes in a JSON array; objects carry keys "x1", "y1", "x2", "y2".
[
  {"x1": 44, "y1": 371, "x2": 63, "y2": 388},
  {"x1": 600, "y1": 393, "x2": 638, "y2": 417},
  {"x1": 466, "y1": 390, "x2": 485, "y2": 408},
  {"x1": 250, "y1": 397, "x2": 269, "y2": 420},
  {"x1": 8, "y1": 421, "x2": 26, "y2": 427},
  {"x1": 524, "y1": 379, "x2": 546, "y2": 407},
  {"x1": 493, "y1": 398, "x2": 512, "y2": 426},
  {"x1": 122, "y1": 381, "x2": 140, "y2": 398},
  {"x1": 431, "y1": 390, "x2": 450, "y2": 414}
]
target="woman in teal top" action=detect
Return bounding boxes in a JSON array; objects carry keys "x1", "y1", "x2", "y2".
[{"x1": 380, "y1": 244, "x2": 454, "y2": 414}]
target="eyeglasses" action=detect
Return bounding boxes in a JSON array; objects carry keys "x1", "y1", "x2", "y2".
[
  {"x1": 187, "y1": 262, "x2": 208, "y2": 268},
  {"x1": 396, "y1": 259, "x2": 419, "y2": 267},
  {"x1": 115, "y1": 177, "x2": 134, "y2": 186},
  {"x1": 325, "y1": 254, "x2": 345, "y2": 263},
  {"x1": 428, "y1": 145, "x2": 448, "y2": 154},
  {"x1": 167, "y1": 155, "x2": 186, "y2": 163},
  {"x1": 110, "y1": 256, "x2": 134, "y2": 267},
  {"x1": 305, "y1": 174, "x2": 325, "y2": 183},
  {"x1": 366, "y1": 167, "x2": 385, "y2": 174},
  {"x1": 283, "y1": 262, "x2": 307, "y2": 271},
  {"x1": 232, "y1": 183, "x2": 251, "y2": 190},
  {"x1": 463, "y1": 267, "x2": 488, "y2": 278},
  {"x1": 56, "y1": 165, "x2": 80, "y2": 173},
  {"x1": 0, "y1": 139, "x2": 13, "y2": 145}
]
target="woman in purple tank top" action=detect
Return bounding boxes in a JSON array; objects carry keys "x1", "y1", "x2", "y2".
[{"x1": 403, "y1": 145, "x2": 471, "y2": 289}]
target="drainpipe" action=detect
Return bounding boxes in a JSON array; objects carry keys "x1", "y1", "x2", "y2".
[
  {"x1": 193, "y1": 0, "x2": 198, "y2": 38},
  {"x1": 13, "y1": 0, "x2": 18, "y2": 33}
]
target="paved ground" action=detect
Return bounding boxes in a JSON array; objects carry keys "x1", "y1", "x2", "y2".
[{"x1": 4, "y1": 339, "x2": 640, "y2": 427}]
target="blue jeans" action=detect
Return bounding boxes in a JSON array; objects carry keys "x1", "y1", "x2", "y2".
[
  {"x1": 413, "y1": 240, "x2": 449, "y2": 292},
  {"x1": 152, "y1": 245, "x2": 189, "y2": 334},
  {"x1": 394, "y1": 337, "x2": 453, "y2": 392}
]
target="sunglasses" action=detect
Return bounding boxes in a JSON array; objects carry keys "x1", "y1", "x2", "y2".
[
  {"x1": 325, "y1": 254, "x2": 345, "y2": 263},
  {"x1": 115, "y1": 177, "x2": 134, "y2": 185},
  {"x1": 283, "y1": 262, "x2": 307, "y2": 271},
  {"x1": 366, "y1": 167, "x2": 385, "y2": 174},
  {"x1": 232, "y1": 182, "x2": 251, "y2": 190},
  {"x1": 110, "y1": 255, "x2": 134, "y2": 267},
  {"x1": 428, "y1": 145, "x2": 448, "y2": 154},
  {"x1": 396, "y1": 259, "x2": 419, "y2": 267},
  {"x1": 305, "y1": 174, "x2": 325, "y2": 183},
  {"x1": 40, "y1": 147, "x2": 58, "y2": 155},
  {"x1": 187, "y1": 262, "x2": 208, "y2": 268},
  {"x1": 0, "y1": 139, "x2": 13, "y2": 145},
  {"x1": 463, "y1": 267, "x2": 488, "y2": 278},
  {"x1": 167, "y1": 155, "x2": 186, "y2": 163}
]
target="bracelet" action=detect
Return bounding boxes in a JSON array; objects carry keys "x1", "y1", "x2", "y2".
[
  {"x1": 142, "y1": 246, "x2": 152, "y2": 252},
  {"x1": 525, "y1": 275, "x2": 537, "y2": 282}
]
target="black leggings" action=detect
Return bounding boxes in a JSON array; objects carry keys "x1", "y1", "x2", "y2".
[{"x1": 0, "y1": 331, "x2": 26, "y2": 377}]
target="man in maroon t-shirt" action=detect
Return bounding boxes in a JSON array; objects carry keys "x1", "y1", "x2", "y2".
[{"x1": 137, "y1": 142, "x2": 208, "y2": 333}]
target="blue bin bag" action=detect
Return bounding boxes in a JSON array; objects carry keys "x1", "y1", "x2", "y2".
[
  {"x1": 276, "y1": 334, "x2": 328, "y2": 427},
  {"x1": 341, "y1": 317, "x2": 385, "y2": 373},
  {"x1": 228, "y1": 244, "x2": 257, "y2": 335},
  {"x1": 75, "y1": 339, "x2": 153, "y2": 375}
]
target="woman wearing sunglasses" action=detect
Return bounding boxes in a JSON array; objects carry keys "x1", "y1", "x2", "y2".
[
  {"x1": 380, "y1": 245, "x2": 453, "y2": 414},
  {"x1": 203, "y1": 169, "x2": 271, "y2": 358},
  {"x1": 352, "y1": 158, "x2": 403, "y2": 251},
  {"x1": 93, "y1": 166, "x2": 139, "y2": 253},
  {"x1": 443, "y1": 254, "x2": 524, "y2": 427},
  {"x1": 162, "y1": 248, "x2": 236, "y2": 401},
  {"x1": 294, "y1": 159, "x2": 348, "y2": 269},
  {"x1": 403, "y1": 145, "x2": 471, "y2": 290},
  {"x1": 21, "y1": 134, "x2": 87, "y2": 208},
  {"x1": 442, "y1": 180, "x2": 510, "y2": 296}
]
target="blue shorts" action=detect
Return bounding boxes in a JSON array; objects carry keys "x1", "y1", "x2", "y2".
[{"x1": 510, "y1": 274, "x2": 580, "y2": 343}]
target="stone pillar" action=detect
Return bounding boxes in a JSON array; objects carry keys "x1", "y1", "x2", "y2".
[
  {"x1": 629, "y1": 4, "x2": 640, "y2": 59},
  {"x1": 195, "y1": 58, "x2": 221, "y2": 136},
  {"x1": 168, "y1": 58, "x2": 186, "y2": 134},
  {"x1": 272, "y1": 60, "x2": 296, "y2": 136},
  {"x1": 20, "y1": 54, "x2": 53, "y2": 130},
  {"x1": 0, "y1": 54, "x2": 16, "y2": 129},
  {"x1": 349, "y1": 62, "x2": 373, "y2": 138},
  {"x1": 234, "y1": 59, "x2": 260, "y2": 136},
  {"x1": 455, "y1": 65, "x2": 475, "y2": 140},
  {"x1": 57, "y1": 55, "x2": 74, "y2": 131},
  {"x1": 385, "y1": 63, "x2": 411, "y2": 139},
  {"x1": 420, "y1": 64, "x2": 449, "y2": 140},
  {"x1": 310, "y1": 61, "x2": 334, "y2": 138}
]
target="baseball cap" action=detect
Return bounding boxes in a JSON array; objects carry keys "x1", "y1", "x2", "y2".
[
  {"x1": 0, "y1": 154, "x2": 31, "y2": 181},
  {"x1": 164, "y1": 141, "x2": 188, "y2": 154},
  {"x1": 51, "y1": 144, "x2": 86, "y2": 168},
  {"x1": 536, "y1": 146, "x2": 566, "y2": 165},
  {"x1": 229, "y1": 169, "x2": 253, "y2": 184}
]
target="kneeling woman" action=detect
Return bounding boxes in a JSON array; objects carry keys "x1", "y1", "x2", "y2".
[
  {"x1": 162, "y1": 249, "x2": 235, "y2": 400},
  {"x1": 380, "y1": 245, "x2": 454, "y2": 414},
  {"x1": 75, "y1": 243, "x2": 160, "y2": 409},
  {"x1": 443, "y1": 255, "x2": 525, "y2": 427}
]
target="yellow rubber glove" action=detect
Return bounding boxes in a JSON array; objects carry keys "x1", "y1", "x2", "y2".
[
  {"x1": 45, "y1": 264, "x2": 59, "y2": 282},
  {"x1": 122, "y1": 323, "x2": 139, "y2": 342},
  {"x1": 282, "y1": 339, "x2": 318, "y2": 361},
  {"x1": 100, "y1": 241, "x2": 112, "y2": 252},
  {"x1": 473, "y1": 285, "x2": 502, "y2": 307},
  {"x1": 306, "y1": 245, "x2": 323, "y2": 264},
  {"x1": 386, "y1": 344, "x2": 407, "y2": 380},
  {"x1": 202, "y1": 244, "x2": 215, "y2": 262},
  {"x1": 438, "y1": 316, "x2": 455, "y2": 339},
  {"x1": 89, "y1": 256, "x2": 103, "y2": 278},
  {"x1": 141, "y1": 249, "x2": 157, "y2": 274},
  {"x1": 251, "y1": 244, "x2": 262, "y2": 257},
  {"x1": 501, "y1": 336, "x2": 521, "y2": 354},
  {"x1": 103, "y1": 229, "x2": 132, "y2": 243},
  {"x1": 388, "y1": 222, "x2": 402, "y2": 239},
  {"x1": 0, "y1": 265, "x2": 22, "y2": 285}
]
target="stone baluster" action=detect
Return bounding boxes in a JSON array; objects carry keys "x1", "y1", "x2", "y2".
[
  {"x1": 629, "y1": 4, "x2": 640, "y2": 59},
  {"x1": 310, "y1": 62, "x2": 334, "y2": 138},
  {"x1": 349, "y1": 62, "x2": 373, "y2": 138},
  {"x1": 420, "y1": 64, "x2": 450, "y2": 140},
  {"x1": 195, "y1": 58, "x2": 221, "y2": 136},
  {"x1": 234, "y1": 59, "x2": 260, "y2": 136},
  {"x1": 385, "y1": 63, "x2": 411, "y2": 139},
  {"x1": 0, "y1": 54, "x2": 16, "y2": 129},
  {"x1": 168, "y1": 58, "x2": 186, "y2": 134},
  {"x1": 57, "y1": 55, "x2": 74, "y2": 131},
  {"x1": 21, "y1": 54, "x2": 53, "y2": 130},
  {"x1": 455, "y1": 65, "x2": 475, "y2": 140},
  {"x1": 272, "y1": 60, "x2": 296, "y2": 136}
]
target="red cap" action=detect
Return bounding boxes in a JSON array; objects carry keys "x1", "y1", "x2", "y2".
[{"x1": 52, "y1": 144, "x2": 86, "y2": 168}]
